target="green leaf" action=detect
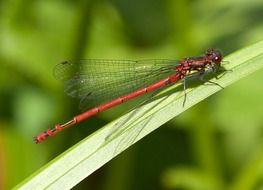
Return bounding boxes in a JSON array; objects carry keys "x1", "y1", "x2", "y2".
[
  {"x1": 14, "y1": 40, "x2": 263, "y2": 189},
  {"x1": 161, "y1": 167, "x2": 222, "y2": 190}
]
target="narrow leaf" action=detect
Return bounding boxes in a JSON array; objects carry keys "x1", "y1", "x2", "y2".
[{"x1": 15, "y1": 40, "x2": 263, "y2": 190}]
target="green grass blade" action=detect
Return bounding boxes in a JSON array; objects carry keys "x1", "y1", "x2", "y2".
[{"x1": 14, "y1": 40, "x2": 263, "y2": 189}]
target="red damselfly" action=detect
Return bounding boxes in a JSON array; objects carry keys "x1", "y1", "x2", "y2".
[{"x1": 34, "y1": 48, "x2": 223, "y2": 143}]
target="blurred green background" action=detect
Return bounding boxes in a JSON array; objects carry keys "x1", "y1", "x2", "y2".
[{"x1": 0, "y1": 0, "x2": 263, "y2": 189}]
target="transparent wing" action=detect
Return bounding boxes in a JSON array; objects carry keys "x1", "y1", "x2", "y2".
[{"x1": 53, "y1": 59, "x2": 177, "y2": 110}]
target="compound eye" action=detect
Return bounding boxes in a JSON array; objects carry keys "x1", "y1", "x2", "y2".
[{"x1": 213, "y1": 55, "x2": 222, "y2": 64}]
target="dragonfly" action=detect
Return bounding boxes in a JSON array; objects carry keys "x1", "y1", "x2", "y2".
[{"x1": 34, "y1": 48, "x2": 223, "y2": 143}]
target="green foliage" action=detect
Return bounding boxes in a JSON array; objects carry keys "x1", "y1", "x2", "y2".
[{"x1": 0, "y1": 0, "x2": 263, "y2": 189}]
